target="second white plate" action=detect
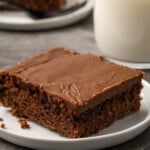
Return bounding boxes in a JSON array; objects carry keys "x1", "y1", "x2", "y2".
[
  {"x1": 0, "y1": 80, "x2": 150, "y2": 150},
  {"x1": 0, "y1": 0, "x2": 93, "y2": 30}
]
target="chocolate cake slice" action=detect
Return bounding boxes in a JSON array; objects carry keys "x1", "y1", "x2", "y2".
[
  {"x1": 0, "y1": 0, "x2": 65, "y2": 11},
  {"x1": 0, "y1": 47, "x2": 144, "y2": 138}
]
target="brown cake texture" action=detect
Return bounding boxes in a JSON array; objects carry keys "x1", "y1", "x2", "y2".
[
  {"x1": 0, "y1": 0, "x2": 65, "y2": 11},
  {"x1": 0, "y1": 47, "x2": 144, "y2": 138}
]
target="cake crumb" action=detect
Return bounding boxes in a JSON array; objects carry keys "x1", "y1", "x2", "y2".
[
  {"x1": 0, "y1": 117, "x2": 3, "y2": 121},
  {"x1": 99, "y1": 56, "x2": 105, "y2": 61},
  {"x1": 18, "y1": 119, "x2": 30, "y2": 129},
  {"x1": 0, "y1": 123, "x2": 6, "y2": 129}
]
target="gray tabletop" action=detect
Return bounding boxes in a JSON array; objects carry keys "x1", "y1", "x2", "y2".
[{"x1": 0, "y1": 13, "x2": 150, "y2": 150}]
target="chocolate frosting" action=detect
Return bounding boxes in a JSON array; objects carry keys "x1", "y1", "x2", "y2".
[{"x1": 5, "y1": 48, "x2": 144, "y2": 114}]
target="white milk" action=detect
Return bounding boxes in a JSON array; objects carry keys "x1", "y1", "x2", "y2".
[{"x1": 94, "y1": 0, "x2": 150, "y2": 62}]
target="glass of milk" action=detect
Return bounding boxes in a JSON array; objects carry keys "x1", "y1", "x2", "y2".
[{"x1": 94, "y1": 0, "x2": 150, "y2": 62}]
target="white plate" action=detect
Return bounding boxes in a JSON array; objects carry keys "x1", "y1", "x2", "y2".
[
  {"x1": 0, "y1": 0, "x2": 93, "y2": 30},
  {"x1": 0, "y1": 80, "x2": 150, "y2": 150}
]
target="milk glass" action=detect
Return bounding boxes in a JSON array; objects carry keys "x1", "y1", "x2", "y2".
[{"x1": 94, "y1": 0, "x2": 150, "y2": 62}]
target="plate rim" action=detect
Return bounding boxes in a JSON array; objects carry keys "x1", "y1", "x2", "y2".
[{"x1": 0, "y1": 79, "x2": 150, "y2": 144}]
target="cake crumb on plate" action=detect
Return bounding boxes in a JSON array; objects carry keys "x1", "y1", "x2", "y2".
[
  {"x1": 18, "y1": 119, "x2": 30, "y2": 129},
  {"x1": 0, "y1": 123, "x2": 6, "y2": 129}
]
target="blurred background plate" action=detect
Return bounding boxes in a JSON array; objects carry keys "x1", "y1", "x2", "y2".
[{"x1": 0, "y1": 0, "x2": 93, "y2": 31}]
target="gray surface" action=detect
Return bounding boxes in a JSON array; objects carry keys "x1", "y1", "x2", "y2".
[{"x1": 0, "y1": 14, "x2": 150, "y2": 150}]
